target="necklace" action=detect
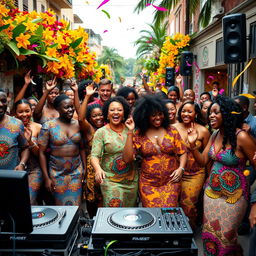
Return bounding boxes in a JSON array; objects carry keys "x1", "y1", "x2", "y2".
[{"x1": 109, "y1": 124, "x2": 124, "y2": 136}]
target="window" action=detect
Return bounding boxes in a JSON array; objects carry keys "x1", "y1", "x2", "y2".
[
  {"x1": 175, "y1": 8, "x2": 181, "y2": 33},
  {"x1": 23, "y1": 0, "x2": 28, "y2": 11},
  {"x1": 33, "y1": 0, "x2": 37, "y2": 11},
  {"x1": 216, "y1": 38, "x2": 224, "y2": 64},
  {"x1": 249, "y1": 22, "x2": 256, "y2": 59},
  {"x1": 41, "y1": 4, "x2": 45, "y2": 13}
]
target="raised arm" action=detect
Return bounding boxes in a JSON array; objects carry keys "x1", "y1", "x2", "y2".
[
  {"x1": 69, "y1": 79, "x2": 80, "y2": 114},
  {"x1": 122, "y1": 117, "x2": 135, "y2": 163},
  {"x1": 176, "y1": 74, "x2": 184, "y2": 100},
  {"x1": 14, "y1": 70, "x2": 33, "y2": 103},
  {"x1": 33, "y1": 77, "x2": 57, "y2": 121}
]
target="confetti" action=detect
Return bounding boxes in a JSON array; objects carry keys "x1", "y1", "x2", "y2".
[
  {"x1": 152, "y1": 4, "x2": 168, "y2": 11},
  {"x1": 231, "y1": 111, "x2": 241, "y2": 114},
  {"x1": 146, "y1": 3, "x2": 151, "y2": 6},
  {"x1": 208, "y1": 75, "x2": 214, "y2": 80},
  {"x1": 97, "y1": 0, "x2": 110, "y2": 9},
  {"x1": 103, "y1": 30, "x2": 108, "y2": 33},
  {"x1": 219, "y1": 89, "x2": 225, "y2": 95},
  {"x1": 239, "y1": 93, "x2": 255, "y2": 99},
  {"x1": 118, "y1": 17, "x2": 122, "y2": 23},
  {"x1": 101, "y1": 9, "x2": 111, "y2": 19},
  {"x1": 186, "y1": 61, "x2": 192, "y2": 66},
  {"x1": 243, "y1": 169, "x2": 250, "y2": 176},
  {"x1": 85, "y1": 1, "x2": 90, "y2": 4}
]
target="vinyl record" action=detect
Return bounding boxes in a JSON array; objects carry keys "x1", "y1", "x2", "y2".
[
  {"x1": 108, "y1": 209, "x2": 155, "y2": 230},
  {"x1": 32, "y1": 207, "x2": 59, "y2": 227}
]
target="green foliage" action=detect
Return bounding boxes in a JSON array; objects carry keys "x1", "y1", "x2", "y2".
[{"x1": 144, "y1": 58, "x2": 159, "y2": 73}]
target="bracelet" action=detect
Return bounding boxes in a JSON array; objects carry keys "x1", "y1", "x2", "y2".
[{"x1": 19, "y1": 162, "x2": 27, "y2": 169}]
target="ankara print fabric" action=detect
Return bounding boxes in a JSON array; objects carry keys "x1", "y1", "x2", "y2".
[
  {"x1": 202, "y1": 133, "x2": 249, "y2": 256},
  {"x1": 0, "y1": 115, "x2": 28, "y2": 170},
  {"x1": 133, "y1": 126, "x2": 186, "y2": 207},
  {"x1": 91, "y1": 125, "x2": 138, "y2": 207}
]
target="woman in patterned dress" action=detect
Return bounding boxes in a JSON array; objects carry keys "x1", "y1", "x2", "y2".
[
  {"x1": 14, "y1": 99, "x2": 42, "y2": 205},
  {"x1": 38, "y1": 94, "x2": 86, "y2": 206},
  {"x1": 173, "y1": 101, "x2": 210, "y2": 229},
  {"x1": 187, "y1": 96, "x2": 256, "y2": 256},
  {"x1": 0, "y1": 90, "x2": 29, "y2": 171},
  {"x1": 78, "y1": 83, "x2": 104, "y2": 217},
  {"x1": 91, "y1": 96, "x2": 138, "y2": 207},
  {"x1": 123, "y1": 95, "x2": 187, "y2": 207}
]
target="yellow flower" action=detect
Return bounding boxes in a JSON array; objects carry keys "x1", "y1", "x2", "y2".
[
  {"x1": 0, "y1": 4, "x2": 9, "y2": 17},
  {"x1": 16, "y1": 33, "x2": 31, "y2": 49},
  {"x1": 47, "y1": 61, "x2": 60, "y2": 74},
  {"x1": 45, "y1": 47, "x2": 57, "y2": 58},
  {"x1": 43, "y1": 28, "x2": 54, "y2": 41},
  {"x1": 24, "y1": 22, "x2": 38, "y2": 33}
]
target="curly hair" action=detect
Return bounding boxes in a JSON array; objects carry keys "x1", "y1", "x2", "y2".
[
  {"x1": 167, "y1": 86, "x2": 180, "y2": 100},
  {"x1": 116, "y1": 86, "x2": 138, "y2": 100},
  {"x1": 102, "y1": 96, "x2": 130, "y2": 123},
  {"x1": 133, "y1": 95, "x2": 169, "y2": 135},
  {"x1": 177, "y1": 101, "x2": 204, "y2": 125},
  {"x1": 208, "y1": 96, "x2": 243, "y2": 153}
]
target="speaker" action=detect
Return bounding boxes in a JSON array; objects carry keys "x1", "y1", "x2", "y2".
[
  {"x1": 180, "y1": 51, "x2": 193, "y2": 76},
  {"x1": 223, "y1": 13, "x2": 247, "y2": 63},
  {"x1": 165, "y1": 67, "x2": 175, "y2": 87}
]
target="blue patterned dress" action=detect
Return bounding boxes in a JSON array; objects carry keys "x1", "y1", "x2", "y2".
[
  {"x1": 202, "y1": 131, "x2": 248, "y2": 256},
  {"x1": 0, "y1": 115, "x2": 28, "y2": 170},
  {"x1": 38, "y1": 119, "x2": 83, "y2": 206}
]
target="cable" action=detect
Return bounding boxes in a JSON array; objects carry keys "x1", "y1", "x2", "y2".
[{"x1": 104, "y1": 240, "x2": 118, "y2": 256}]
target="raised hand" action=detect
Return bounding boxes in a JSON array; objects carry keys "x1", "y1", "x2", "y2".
[
  {"x1": 176, "y1": 74, "x2": 182, "y2": 84},
  {"x1": 24, "y1": 70, "x2": 33, "y2": 85},
  {"x1": 187, "y1": 122, "x2": 198, "y2": 146},
  {"x1": 69, "y1": 78, "x2": 78, "y2": 92},
  {"x1": 45, "y1": 76, "x2": 57, "y2": 92},
  {"x1": 24, "y1": 126, "x2": 32, "y2": 143},
  {"x1": 86, "y1": 82, "x2": 97, "y2": 97},
  {"x1": 125, "y1": 117, "x2": 135, "y2": 131}
]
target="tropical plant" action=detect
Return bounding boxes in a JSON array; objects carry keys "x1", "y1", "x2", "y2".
[
  {"x1": 98, "y1": 47, "x2": 124, "y2": 70},
  {"x1": 134, "y1": 22, "x2": 168, "y2": 59},
  {"x1": 0, "y1": 2, "x2": 102, "y2": 81},
  {"x1": 134, "y1": 0, "x2": 212, "y2": 29}
]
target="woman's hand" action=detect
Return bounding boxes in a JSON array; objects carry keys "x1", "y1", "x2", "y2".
[
  {"x1": 187, "y1": 123, "x2": 198, "y2": 147},
  {"x1": 69, "y1": 79, "x2": 78, "y2": 92},
  {"x1": 125, "y1": 117, "x2": 135, "y2": 131},
  {"x1": 45, "y1": 76, "x2": 57, "y2": 92},
  {"x1": 169, "y1": 167, "x2": 183, "y2": 183},
  {"x1": 95, "y1": 168, "x2": 106, "y2": 184},
  {"x1": 24, "y1": 70, "x2": 33, "y2": 85},
  {"x1": 45, "y1": 177, "x2": 55, "y2": 193},
  {"x1": 176, "y1": 74, "x2": 182, "y2": 85},
  {"x1": 86, "y1": 82, "x2": 97, "y2": 97}
]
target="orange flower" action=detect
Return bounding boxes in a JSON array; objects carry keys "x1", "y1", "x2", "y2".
[
  {"x1": 47, "y1": 61, "x2": 60, "y2": 74},
  {"x1": 16, "y1": 33, "x2": 31, "y2": 49}
]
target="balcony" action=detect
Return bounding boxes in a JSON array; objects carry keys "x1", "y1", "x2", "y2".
[{"x1": 50, "y1": 0, "x2": 72, "y2": 9}]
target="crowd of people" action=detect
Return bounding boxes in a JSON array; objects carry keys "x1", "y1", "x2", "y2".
[{"x1": 0, "y1": 71, "x2": 256, "y2": 256}]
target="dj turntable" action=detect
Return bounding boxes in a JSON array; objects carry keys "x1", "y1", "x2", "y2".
[
  {"x1": 0, "y1": 206, "x2": 79, "y2": 256},
  {"x1": 89, "y1": 207, "x2": 196, "y2": 253}
]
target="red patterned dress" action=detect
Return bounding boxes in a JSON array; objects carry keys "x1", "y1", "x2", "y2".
[{"x1": 133, "y1": 126, "x2": 186, "y2": 207}]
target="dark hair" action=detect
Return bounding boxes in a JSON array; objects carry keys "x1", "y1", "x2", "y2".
[
  {"x1": 167, "y1": 86, "x2": 180, "y2": 100},
  {"x1": 164, "y1": 99, "x2": 176, "y2": 108},
  {"x1": 53, "y1": 94, "x2": 70, "y2": 110},
  {"x1": 27, "y1": 96, "x2": 39, "y2": 103},
  {"x1": 78, "y1": 80, "x2": 98, "y2": 101},
  {"x1": 14, "y1": 99, "x2": 32, "y2": 112},
  {"x1": 155, "y1": 90, "x2": 168, "y2": 99},
  {"x1": 86, "y1": 103, "x2": 102, "y2": 124},
  {"x1": 212, "y1": 81, "x2": 220, "y2": 87},
  {"x1": 116, "y1": 87, "x2": 138, "y2": 100},
  {"x1": 102, "y1": 96, "x2": 130, "y2": 123},
  {"x1": 234, "y1": 95, "x2": 250, "y2": 109},
  {"x1": 178, "y1": 101, "x2": 204, "y2": 125},
  {"x1": 208, "y1": 96, "x2": 243, "y2": 153},
  {"x1": 133, "y1": 95, "x2": 169, "y2": 135},
  {"x1": 200, "y1": 91, "x2": 211, "y2": 99}
]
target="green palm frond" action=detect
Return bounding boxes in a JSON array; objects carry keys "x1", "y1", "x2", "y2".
[
  {"x1": 134, "y1": 0, "x2": 155, "y2": 13},
  {"x1": 189, "y1": 0, "x2": 200, "y2": 16},
  {"x1": 198, "y1": 0, "x2": 212, "y2": 28}
]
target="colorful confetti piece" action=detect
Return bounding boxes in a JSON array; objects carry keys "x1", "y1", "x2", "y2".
[
  {"x1": 101, "y1": 9, "x2": 111, "y2": 19},
  {"x1": 97, "y1": 0, "x2": 110, "y2": 9},
  {"x1": 152, "y1": 4, "x2": 168, "y2": 11}
]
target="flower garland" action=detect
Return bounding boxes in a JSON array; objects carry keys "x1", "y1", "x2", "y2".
[
  {"x1": 149, "y1": 33, "x2": 190, "y2": 85},
  {"x1": 0, "y1": 1, "x2": 101, "y2": 80}
]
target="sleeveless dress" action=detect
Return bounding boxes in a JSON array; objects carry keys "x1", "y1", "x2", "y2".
[
  {"x1": 91, "y1": 125, "x2": 138, "y2": 207},
  {"x1": 38, "y1": 119, "x2": 83, "y2": 206},
  {"x1": 202, "y1": 131, "x2": 248, "y2": 256},
  {"x1": 133, "y1": 126, "x2": 186, "y2": 207}
]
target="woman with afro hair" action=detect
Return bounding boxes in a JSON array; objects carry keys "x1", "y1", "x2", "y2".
[
  {"x1": 187, "y1": 96, "x2": 256, "y2": 256},
  {"x1": 123, "y1": 95, "x2": 187, "y2": 207}
]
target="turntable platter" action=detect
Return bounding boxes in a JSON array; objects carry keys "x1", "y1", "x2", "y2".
[
  {"x1": 108, "y1": 209, "x2": 155, "y2": 230},
  {"x1": 32, "y1": 207, "x2": 59, "y2": 228}
]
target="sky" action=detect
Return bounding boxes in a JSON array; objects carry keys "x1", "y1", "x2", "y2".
[{"x1": 73, "y1": 0, "x2": 155, "y2": 59}]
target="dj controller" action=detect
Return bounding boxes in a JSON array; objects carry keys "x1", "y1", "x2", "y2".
[{"x1": 0, "y1": 206, "x2": 198, "y2": 256}]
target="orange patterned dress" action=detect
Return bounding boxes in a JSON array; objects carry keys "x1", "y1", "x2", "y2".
[{"x1": 133, "y1": 126, "x2": 186, "y2": 207}]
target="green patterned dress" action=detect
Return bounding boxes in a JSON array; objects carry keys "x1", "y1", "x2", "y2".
[{"x1": 91, "y1": 125, "x2": 138, "y2": 207}]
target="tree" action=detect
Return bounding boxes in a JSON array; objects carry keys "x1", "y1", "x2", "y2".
[
  {"x1": 134, "y1": 0, "x2": 212, "y2": 29},
  {"x1": 134, "y1": 22, "x2": 168, "y2": 59},
  {"x1": 97, "y1": 47, "x2": 124, "y2": 71}
]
